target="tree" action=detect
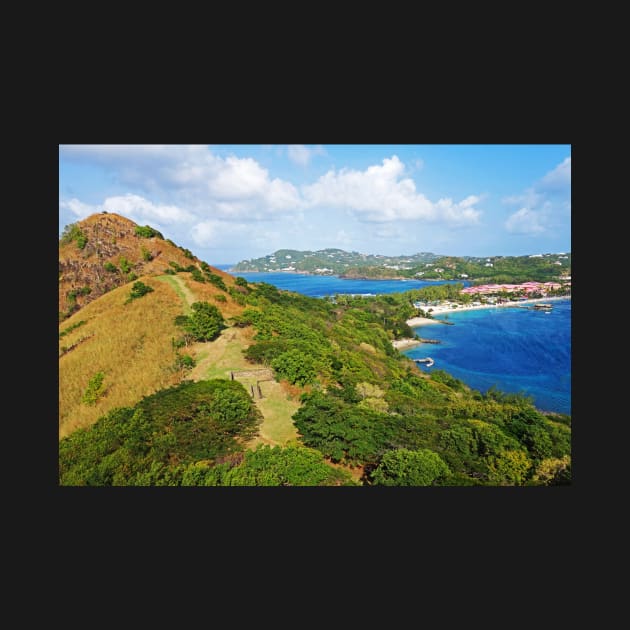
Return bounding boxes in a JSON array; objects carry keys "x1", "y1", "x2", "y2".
[
  {"x1": 185, "y1": 301, "x2": 225, "y2": 341},
  {"x1": 487, "y1": 449, "x2": 532, "y2": 485},
  {"x1": 371, "y1": 448, "x2": 451, "y2": 486},
  {"x1": 271, "y1": 349, "x2": 316, "y2": 386}
]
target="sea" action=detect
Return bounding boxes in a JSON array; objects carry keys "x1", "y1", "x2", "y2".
[{"x1": 215, "y1": 266, "x2": 571, "y2": 415}]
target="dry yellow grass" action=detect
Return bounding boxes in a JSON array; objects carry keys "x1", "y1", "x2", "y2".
[{"x1": 59, "y1": 277, "x2": 187, "y2": 438}]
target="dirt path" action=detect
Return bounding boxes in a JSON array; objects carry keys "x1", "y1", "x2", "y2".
[
  {"x1": 189, "y1": 327, "x2": 300, "y2": 448},
  {"x1": 156, "y1": 274, "x2": 195, "y2": 312}
]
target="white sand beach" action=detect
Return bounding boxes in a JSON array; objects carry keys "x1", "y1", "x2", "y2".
[
  {"x1": 391, "y1": 338, "x2": 423, "y2": 350},
  {"x1": 406, "y1": 295, "x2": 570, "y2": 326}
]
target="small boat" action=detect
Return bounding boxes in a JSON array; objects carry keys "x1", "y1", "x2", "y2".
[
  {"x1": 413, "y1": 357, "x2": 434, "y2": 367},
  {"x1": 533, "y1": 303, "x2": 553, "y2": 310}
]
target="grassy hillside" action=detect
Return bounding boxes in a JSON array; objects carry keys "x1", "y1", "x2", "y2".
[
  {"x1": 59, "y1": 212, "x2": 237, "y2": 320},
  {"x1": 59, "y1": 213, "x2": 571, "y2": 486}
]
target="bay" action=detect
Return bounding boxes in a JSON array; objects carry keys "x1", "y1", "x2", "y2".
[{"x1": 214, "y1": 265, "x2": 571, "y2": 414}]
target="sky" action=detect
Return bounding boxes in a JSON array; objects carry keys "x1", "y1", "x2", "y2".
[{"x1": 59, "y1": 144, "x2": 571, "y2": 264}]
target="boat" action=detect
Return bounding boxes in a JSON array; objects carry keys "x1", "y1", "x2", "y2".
[
  {"x1": 413, "y1": 357, "x2": 434, "y2": 367},
  {"x1": 533, "y1": 303, "x2": 553, "y2": 310}
]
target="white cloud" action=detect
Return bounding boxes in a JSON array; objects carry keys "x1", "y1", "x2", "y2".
[
  {"x1": 60, "y1": 194, "x2": 193, "y2": 224},
  {"x1": 287, "y1": 144, "x2": 326, "y2": 166},
  {"x1": 538, "y1": 156, "x2": 571, "y2": 192},
  {"x1": 60, "y1": 198, "x2": 97, "y2": 219},
  {"x1": 191, "y1": 219, "x2": 249, "y2": 247},
  {"x1": 505, "y1": 207, "x2": 546, "y2": 234},
  {"x1": 503, "y1": 156, "x2": 571, "y2": 236},
  {"x1": 303, "y1": 156, "x2": 481, "y2": 225}
]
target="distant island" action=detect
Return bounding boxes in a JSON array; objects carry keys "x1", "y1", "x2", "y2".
[{"x1": 232, "y1": 249, "x2": 571, "y2": 284}]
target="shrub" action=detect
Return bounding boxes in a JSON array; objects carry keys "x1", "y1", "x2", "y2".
[
  {"x1": 235, "y1": 276, "x2": 249, "y2": 287},
  {"x1": 190, "y1": 268, "x2": 205, "y2": 283},
  {"x1": 135, "y1": 225, "x2": 163, "y2": 239},
  {"x1": 164, "y1": 268, "x2": 176, "y2": 275},
  {"x1": 176, "y1": 354, "x2": 196, "y2": 370},
  {"x1": 214, "y1": 294, "x2": 227, "y2": 303},
  {"x1": 119, "y1": 257, "x2": 131, "y2": 274},
  {"x1": 205, "y1": 272, "x2": 227, "y2": 291},
  {"x1": 104, "y1": 262, "x2": 117, "y2": 273},
  {"x1": 371, "y1": 448, "x2": 451, "y2": 486},
  {"x1": 141, "y1": 246, "x2": 153, "y2": 262},
  {"x1": 128, "y1": 281, "x2": 154, "y2": 301},
  {"x1": 271, "y1": 349, "x2": 316, "y2": 386},
  {"x1": 175, "y1": 302, "x2": 225, "y2": 342},
  {"x1": 82, "y1": 372, "x2": 106, "y2": 405},
  {"x1": 200, "y1": 261, "x2": 210, "y2": 272},
  {"x1": 181, "y1": 247, "x2": 194, "y2": 259}
]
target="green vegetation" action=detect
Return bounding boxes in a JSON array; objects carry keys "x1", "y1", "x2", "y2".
[
  {"x1": 60, "y1": 380, "x2": 263, "y2": 485},
  {"x1": 271, "y1": 349, "x2": 317, "y2": 386},
  {"x1": 233, "y1": 248, "x2": 571, "y2": 283},
  {"x1": 141, "y1": 246, "x2": 153, "y2": 262},
  {"x1": 104, "y1": 261, "x2": 117, "y2": 273},
  {"x1": 60, "y1": 222, "x2": 88, "y2": 250},
  {"x1": 135, "y1": 225, "x2": 164, "y2": 239},
  {"x1": 127, "y1": 281, "x2": 154, "y2": 302},
  {"x1": 190, "y1": 268, "x2": 205, "y2": 283},
  {"x1": 204, "y1": 271, "x2": 227, "y2": 291},
  {"x1": 82, "y1": 372, "x2": 106, "y2": 405},
  {"x1": 175, "y1": 301, "x2": 225, "y2": 342},
  {"x1": 184, "y1": 444, "x2": 355, "y2": 486},
  {"x1": 59, "y1": 229, "x2": 571, "y2": 486},
  {"x1": 59, "y1": 319, "x2": 87, "y2": 338},
  {"x1": 371, "y1": 448, "x2": 451, "y2": 486},
  {"x1": 119, "y1": 257, "x2": 132, "y2": 274}
]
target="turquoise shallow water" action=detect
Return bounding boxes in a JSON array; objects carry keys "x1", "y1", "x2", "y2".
[{"x1": 215, "y1": 266, "x2": 571, "y2": 414}]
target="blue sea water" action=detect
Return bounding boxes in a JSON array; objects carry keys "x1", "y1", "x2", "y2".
[
  {"x1": 214, "y1": 266, "x2": 468, "y2": 297},
  {"x1": 214, "y1": 265, "x2": 571, "y2": 415},
  {"x1": 405, "y1": 301, "x2": 572, "y2": 415}
]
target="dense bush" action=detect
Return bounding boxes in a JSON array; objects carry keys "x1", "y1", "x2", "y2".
[
  {"x1": 135, "y1": 225, "x2": 163, "y2": 239},
  {"x1": 175, "y1": 301, "x2": 225, "y2": 342},
  {"x1": 60, "y1": 380, "x2": 262, "y2": 485},
  {"x1": 271, "y1": 349, "x2": 317, "y2": 386},
  {"x1": 104, "y1": 262, "x2": 117, "y2": 272},
  {"x1": 371, "y1": 448, "x2": 451, "y2": 486},
  {"x1": 127, "y1": 281, "x2": 154, "y2": 301}
]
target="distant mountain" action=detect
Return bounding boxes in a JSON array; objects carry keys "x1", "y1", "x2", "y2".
[
  {"x1": 232, "y1": 248, "x2": 571, "y2": 282},
  {"x1": 231, "y1": 248, "x2": 441, "y2": 275}
]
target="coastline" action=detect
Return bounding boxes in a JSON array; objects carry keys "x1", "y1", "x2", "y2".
[
  {"x1": 406, "y1": 295, "x2": 570, "y2": 325},
  {"x1": 392, "y1": 338, "x2": 423, "y2": 350}
]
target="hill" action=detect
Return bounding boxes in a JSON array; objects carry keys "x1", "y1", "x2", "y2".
[
  {"x1": 232, "y1": 248, "x2": 571, "y2": 282},
  {"x1": 59, "y1": 213, "x2": 571, "y2": 486},
  {"x1": 59, "y1": 212, "x2": 236, "y2": 320}
]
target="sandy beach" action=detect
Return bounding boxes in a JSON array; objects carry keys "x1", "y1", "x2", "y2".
[
  {"x1": 392, "y1": 338, "x2": 423, "y2": 350},
  {"x1": 406, "y1": 295, "x2": 570, "y2": 326},
  {"x1": 405, "y1": 316, "x2": 443, "y2": 327}
]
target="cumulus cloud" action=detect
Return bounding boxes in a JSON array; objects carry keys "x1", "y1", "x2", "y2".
[
  {"x1": 505, "y1": 208, "x2": 546, "y2": 234},
  {"x1": 60, "y1": 144, "x2": 302, "y2": 220},
  {"x1": 538, "y1": 156, "x2": 571, "y2": 192},
  {"x1": 503, "y1": 156, "x2": 571, "y2": 235},
  {"x1": 302, "y1": 156, "x2": 481, "y2": 225},
  {"x1": 287, "y1": 144, "x2": 326, "y2": 166},
  {"x1": 61, "y1": 194, "x2": 193, "y2": 224}
]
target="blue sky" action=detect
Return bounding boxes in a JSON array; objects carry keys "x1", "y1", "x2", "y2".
[{"x1": 59, "y1": 144, "x2": 571, "y2": 263}]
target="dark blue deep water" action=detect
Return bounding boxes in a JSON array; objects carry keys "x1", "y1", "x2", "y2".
[
  {"x1": 215, "y1": 266, "x2": 571, "y2": 415},
  {"x1": 405, "y1": 301, "x2": 571, "y2": 415}
]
